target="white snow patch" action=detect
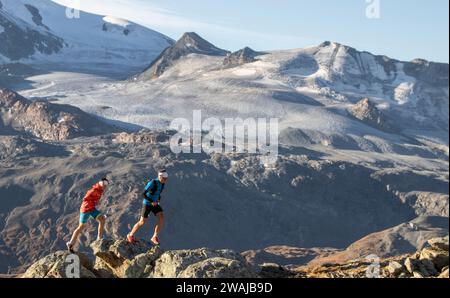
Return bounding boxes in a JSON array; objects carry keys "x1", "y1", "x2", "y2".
[
  {"x1": 102, "y1": 16, "x2": 131, "y2": 27},
  {"x1": 232, "y1": 68, "x2": 257, "y2": 77},
  {"x1": 394, "y1": 82, "x2": 415, "y2": 105}
]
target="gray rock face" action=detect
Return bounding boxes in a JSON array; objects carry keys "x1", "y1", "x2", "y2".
[
  {"x1": 0, "y1": 8, "x2": 63, "y2": 61},
  {"x1": 149, "y1": 248, "x2": 257, "y2": 278},
  {"x1": 134, "y1": 32, "x2": 229, "y2": 80},
  {"x1": 0, "y1": 88, "x2": 118, "y2": 140},
  {"x1": 223, "y1": 47, "x2": 261, "y2": 68},
  {"x1": 401, "y1": 192, "x2": 449, "y2": 217},
  {"x1": 24, "y1": 4, "x2": 49, "y2": 30},
  {"x1": 404, "y1": 59, "x2": 449, "y2": 87}
]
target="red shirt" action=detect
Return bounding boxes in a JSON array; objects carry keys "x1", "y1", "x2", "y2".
[{"x1": 80, "y1": 183, "x2": 104, "y2": 213}]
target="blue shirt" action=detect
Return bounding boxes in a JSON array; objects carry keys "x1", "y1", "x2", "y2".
[{"x1": 143, "y1": 179, "x2": 164, "y2": 205}]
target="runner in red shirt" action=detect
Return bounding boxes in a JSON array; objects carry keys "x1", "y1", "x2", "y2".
[{"x1": 66, "y1": 178, "x2": 109, "y2": 253}]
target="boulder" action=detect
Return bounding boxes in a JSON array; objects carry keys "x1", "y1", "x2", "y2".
[
  {"x1": 124, "y1": 248, "x2": 164, "y2": 278},
  {"x1": 258, "y1": 263, "x2": 295, "y2": 278},
  {"x1": 438, "y1": 266, "x2": 449, "y2": 278},
  {"x1": 419, "y1": 259, "x2": 439, "y2": 276},
  {"x1": 21, "y1": 251, "x2": 95, "y2": 278},
  {"x1": 178, "y1": 257, "x2": 257, "y2": 278},
  {"x1": 149, "y1": 248, "x2": 257, "y2": 278},
  {"x1": 404, "y1": 257, "x2": 417, "y2": 274},
  {"x1": 90, "y1": 238, "x2": 163, "y2": 278},
  {"x1": 428, "y1": 236, "x2": 449, "y2": 251},
  {"x1": 404, "y1": 257, "x2": 437, "y2": 277},
  {"x1": 386, "y1": 261, "x2": 404, "y2": 276},
  {"x1": 420, "y1": 247, "x2": 449, "y2": 271}
]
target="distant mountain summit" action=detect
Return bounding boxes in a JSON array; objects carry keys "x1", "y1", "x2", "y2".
[
  {"x1": 133, "y1": 32, "x2": 229, "y2": 80},
  {"x1": 223, "y1": 47, "x2": 262, "y2": 68}
]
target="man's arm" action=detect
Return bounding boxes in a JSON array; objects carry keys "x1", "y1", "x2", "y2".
[{"x1": 142, "y1": 180, "x2": 154, "y2": 198}]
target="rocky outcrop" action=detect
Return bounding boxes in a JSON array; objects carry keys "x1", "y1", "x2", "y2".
[
  {"x1": 22, "y1": 236, "x2": 448, "y2": 278},
  {"x1": 348, "y1": 98, "x2": 392, "y2": 131},
  {"x1": 223, "y1": 47, "x2": 261, "y2": 68},
  {"x1": 150, "y1": 248, "x2": 257, "y2": 278},
  {"x1": 400, "y1": 192, "x2": 449, "y2": 217},
  {"x1": 112, "y1": 130, "x2": 174, "y2": 144},
  {"x1": 21, "y1": 251, "x2": 95, "y2": 278},
  {"x1": 296, "y1": 236, "x2": 449, "y2": 278},
  {"x1": 0, "y1": 88, "x2": 118, "y2": 140},
  {"x1": 21, "y1": 239, "x2": 260, "y2": 278},
  {"x1": 90, "y1": 239, "x2": 163, "y2": 278},
  {"x1": 133, "y1": 32, "x2": 229, "y2": 80}
]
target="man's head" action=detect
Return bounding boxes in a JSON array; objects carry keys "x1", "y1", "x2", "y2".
[
  {"x1": 158, "y1": 169, "x2": 168, "y2": 184},
  {"x1": 99, "y1": 177, "x2": 110, "y2": 190}
]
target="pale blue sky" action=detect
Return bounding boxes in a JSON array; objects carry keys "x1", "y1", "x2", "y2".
[{"x1": 55, "y1": 0, "x2": 449, "y2": 62}]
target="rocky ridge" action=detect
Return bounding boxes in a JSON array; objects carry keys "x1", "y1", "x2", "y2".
[
  {"x1": 295, "y1": 236, "x2": 449, "y2": 278},
  {"x1": 21, "y1": 236, "x2": 449, "y2": 278}
]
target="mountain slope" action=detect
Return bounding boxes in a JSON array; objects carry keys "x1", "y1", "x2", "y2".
[
  {"x1": 0, "y1": 0, "x2": 173, "y2": 66},
  {"x1": 124, "y1": 39, "x2": 448, "y2": 143}
]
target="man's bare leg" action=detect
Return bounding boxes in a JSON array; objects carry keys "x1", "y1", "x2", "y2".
[
  {"x1": 128, "y1": 217, "x2": 147, "y2": 242},
  {"x1": 151, "y1": 212, "x2": 164, "y2": 245},
  {"x1": 67, "y1": 223, "x2": 86, "y2": 251},
  {"x1": 96, "y1": 215, "x2": 106, "y2": 240}
]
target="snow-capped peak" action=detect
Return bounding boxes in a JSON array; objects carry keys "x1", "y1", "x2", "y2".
[{"x1": 0, "y1": 0, "x2": 174, "y2": 67}]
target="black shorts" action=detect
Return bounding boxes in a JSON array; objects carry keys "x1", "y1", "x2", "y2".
[{"x1": 141, "y1": 204, "x2": 163, "y2": 218}]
